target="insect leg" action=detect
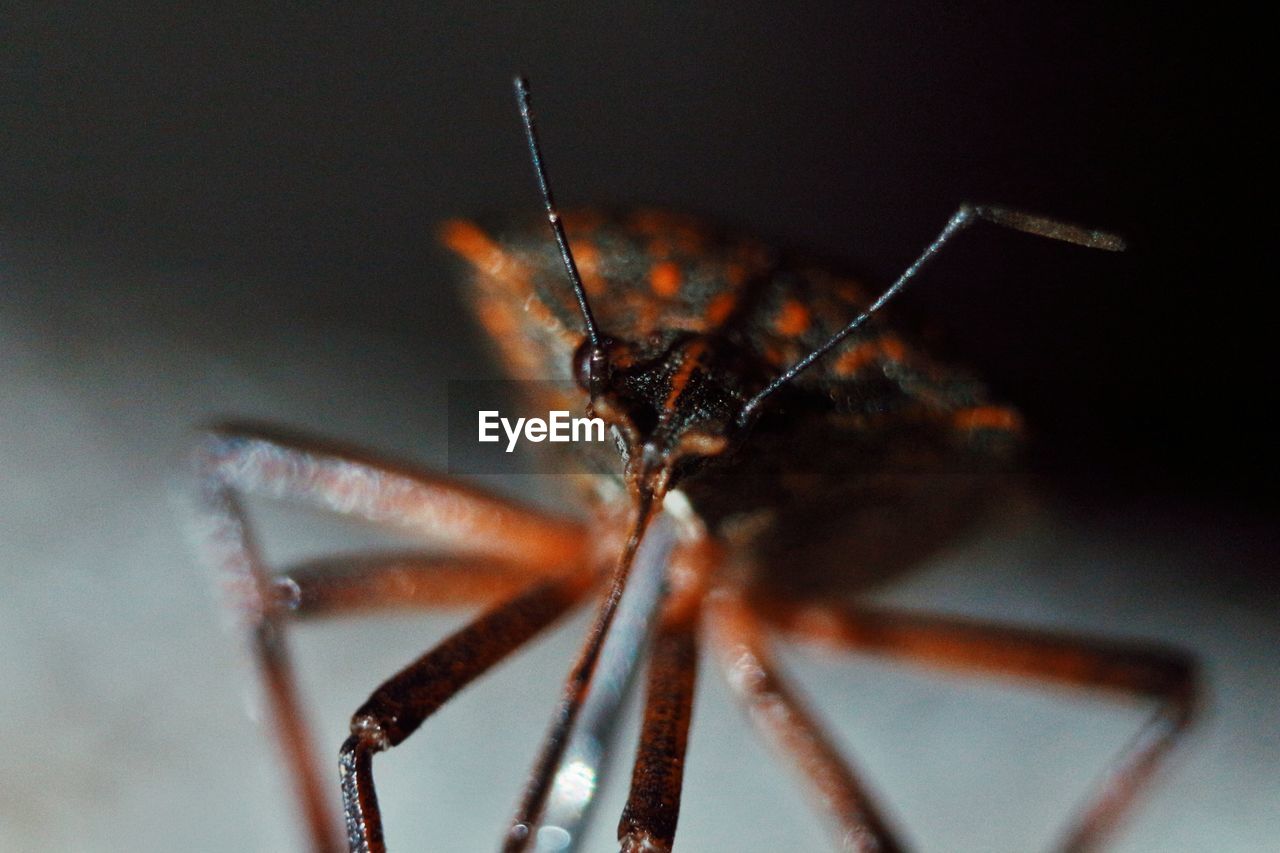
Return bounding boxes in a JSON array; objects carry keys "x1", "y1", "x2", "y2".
[
  {"x1": 759, "y1": 601, "x2": 1197, "y2": 853},
  {"x1": 707, "y1": 589, "x2": 907, "y2": 853},
  {"x1": 503, "y1": 504, "x2": 673, "y2": 852},
  {"x1": 197, "y1": 427, "x2": 583, "y2": 567},
  {"x1": 193, "y1": 427, "x2": 589, "y2": 852},
  {"x1": 616, "y1": 541, "x2": 713, "y2": 853},
  {"x1": 277, "y1": 552, "x2": 571, "y2": 618},
  {"x1": 341, "y1": 571, "x2": 596, "y2": 853},
  {"x1": 534, "y1": 524, "x2": 679, "y2": 852}
]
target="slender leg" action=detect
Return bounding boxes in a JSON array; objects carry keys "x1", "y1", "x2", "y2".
[
  {"x1": 193, "y1": 427, "x2": 590, "y2": 852},
  {"x1": 277, "y1": 552, "x2": 558, "y2": 617},
  {"x1": 534, "y1": 522, "x2": 680, "y2": 852},
  {"x1": 341, "y1": 572, "x2": 595, "y2": 853},
  {"x1": 707, "y1": 589, "x2": 906, "y2": 853},
  {"x1": 503, "y1": 501, "x2": 669, "y2": 852},
  {"x1": 198, "y1": 482, "x2": 341, "y2": 852},
  {"x1": 758, "y1": 600, "x2": 1197, "y2": 853},
  {"x1": 198, "y1": 427, "x2": 584, "y2": 568},
  {"x1": 616, "y1": 586, "x2": 702, "y2": 853}
]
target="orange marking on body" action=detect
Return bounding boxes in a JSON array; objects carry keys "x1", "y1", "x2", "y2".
[
  {"x1": 833, "y1": 341, "x2": 879, "y2": 376},
  {"x1": 724, "y1": 262, "x2": 748, "y2": 288},
  {"x1": 639, "y1": 305, "x2": 662, "y2": 337},
  {"x1": 773, "y1": 300, "x2": 811, "y2": 336},
  {"x1": 477, "y1": 301, "x2": 517, "y2": 338},
  {"x1": 663, "y1": 340, "x2": 710, "y2": 413},
  {"x1": 476, "y1": 300, "x2": 545, "y2": 378},
  {"x1": 524, "y1": 286, "x2": 575, "y2": 339},
  {"x1": 705, "y1": 293, "x2": 736, "y2": 326},
  {"x1": 571, "y1": 242, "x2": 604, "y2": 294},
  {"x1": 442, "y1": 220, "x2": 579, "y2": 373},
  {"x1": 440, "y1": 221, "x2": 507, "y2": 277},
  {"x1": 650, "y1": 260, "x2": 682, "y2": 298},
  {"x1": 878, "y1": 335, "x2": 907, "y2": 363},
  {"x1": 833, "y1": 334, "x2": 908, "y2": 376},
  {"x1": 439, "y1": 220, "x2": 538, "y2": 304},
  {"x1": 953, "y1": 406, "x2": 1023, "y2": 432},
  {"x1": 621, "y1": 286, "x2": 662, "y2": 339}
]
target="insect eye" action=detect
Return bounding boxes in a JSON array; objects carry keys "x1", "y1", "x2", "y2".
[{"x1": 572, "y1": 337, "x2": 618, "y2": 395}]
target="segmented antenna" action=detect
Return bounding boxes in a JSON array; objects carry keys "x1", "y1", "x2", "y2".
[
  {"x1": 737, "y1": 203, "x2": 1126, "y2": 425},
  {"x1": 514, "y1": 76, "x2": 601, "y2": 347}
]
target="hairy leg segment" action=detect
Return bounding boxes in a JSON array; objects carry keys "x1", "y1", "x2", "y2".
[
  {"x1": 757, "y1": 598, "x2": 1197, "y2": 852},
  {"x1": 195, "y1": 428, "x2": 593, "y2": 852}
]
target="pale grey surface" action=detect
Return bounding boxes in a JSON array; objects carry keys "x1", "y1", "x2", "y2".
[{"x1": 2, "y1": 241, "x2": 1277, "y2": 852}]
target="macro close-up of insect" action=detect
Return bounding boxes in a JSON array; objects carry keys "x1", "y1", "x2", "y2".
[
  {"x1": 3, "y1": 7, "x2": 1276, "y2": 853},
  {"x1": 189, "y1": 78, "x2": 1194, "y2": 853}
]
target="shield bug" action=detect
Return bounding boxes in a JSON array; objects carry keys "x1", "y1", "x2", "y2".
[{"x1": 194, "y1": 77, "x2": 1196, "y2": 852}]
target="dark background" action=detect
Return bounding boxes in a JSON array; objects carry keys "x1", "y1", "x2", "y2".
[{"x1": 2, "y1": 5, "x2": 1276, "y2": 852}]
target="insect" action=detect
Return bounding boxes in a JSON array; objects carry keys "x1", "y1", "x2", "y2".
[{"x1": 194, "y1": 77, "x2": 1196, "y2": 852}]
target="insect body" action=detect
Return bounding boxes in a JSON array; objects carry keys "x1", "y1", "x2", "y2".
[
  {"x1": 195, "y1": 78, "x2": 1195, "y2": 853},
  {"x1": 442, "y1": 207, "x2": 1022, "y2": 593}
]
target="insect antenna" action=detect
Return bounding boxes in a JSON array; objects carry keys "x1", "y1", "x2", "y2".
[
  {"x1": 514, "y1": 75, "x2": 602, "y2": 349},
  {"x1": 736, "y1": 203, "x2": 1126, "y2": 425}
]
